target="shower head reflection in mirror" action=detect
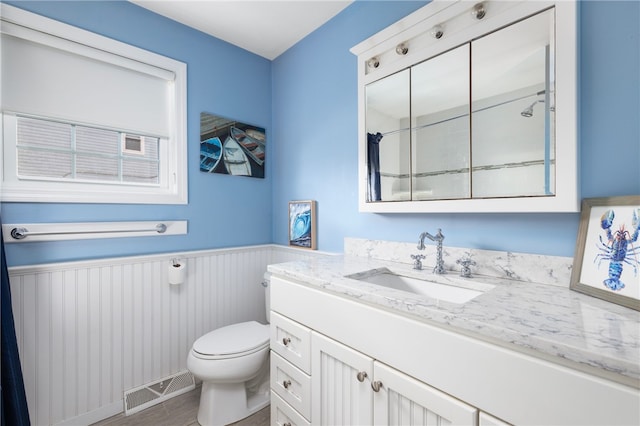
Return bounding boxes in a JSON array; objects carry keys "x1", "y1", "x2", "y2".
[
  {"x1": 521, "y1": 100, "x2": 544, "y2": 118},
  {"x1": 521, "y1": 99, "x2": 556, "y2": 118}
]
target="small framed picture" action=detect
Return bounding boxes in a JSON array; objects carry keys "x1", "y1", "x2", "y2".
[
  {"x1": 570, "y1": 195, "x2": 640, "y2": 310},
  {"x1": 288, "y1": 200, "x2": 317, "y2": 250}
]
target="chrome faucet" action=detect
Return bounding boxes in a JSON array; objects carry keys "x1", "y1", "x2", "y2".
[{"x1": 418, "y1": 229, "x2": 446, "y2": 274}]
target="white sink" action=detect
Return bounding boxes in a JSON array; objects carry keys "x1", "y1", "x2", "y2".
[{"x1": 346, "y1": 268, "x2": 495, "y2": 304}]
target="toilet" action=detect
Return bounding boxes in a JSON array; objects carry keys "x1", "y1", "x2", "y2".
[{"x1": 187, "y1": 274, "x2": 271, "y2": 425}]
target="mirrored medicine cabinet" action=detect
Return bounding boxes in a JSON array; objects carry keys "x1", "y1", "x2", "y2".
[{"x1": 351, "y1": 0, "x2": 578, "y2": 213}]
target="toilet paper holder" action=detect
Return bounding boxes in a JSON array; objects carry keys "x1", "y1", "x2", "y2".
[{"x1": 168, "y1": 258, "x2": 186, "y2": 285}]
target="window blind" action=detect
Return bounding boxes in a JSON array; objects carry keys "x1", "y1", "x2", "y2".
[{"x1": 1, "y1": 21, "x2": 174, "y2": 138}]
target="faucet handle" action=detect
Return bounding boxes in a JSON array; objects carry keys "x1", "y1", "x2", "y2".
[
  {"x1": 456, "y1": 256, "x2": 476, "y2": 278},
  {"x1": 411, "y1": 254, "x2": 425, "y2": 270}
]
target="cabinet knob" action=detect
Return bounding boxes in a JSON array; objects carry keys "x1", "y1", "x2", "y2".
[
  {"x1": 282, "y1": 337, "x2": 291, "y2": 346},
  {"x1": 283, "y1": 379, "x2": 292, "y2": 389},
  {"x1": 371, "y1": 380, "x2": 383, "y2": 392},
  {"x1": 356, "y1": 371, "x2": 368, "y2": 382}
]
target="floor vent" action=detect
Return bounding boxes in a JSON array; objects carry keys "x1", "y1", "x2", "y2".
[{"x1": 124, "y1": 371, "x2": 195, "y2": 416}]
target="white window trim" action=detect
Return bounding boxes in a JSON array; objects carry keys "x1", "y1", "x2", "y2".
[{"x1": 0, "y1": 4, "x2": 188, "y2": 205}]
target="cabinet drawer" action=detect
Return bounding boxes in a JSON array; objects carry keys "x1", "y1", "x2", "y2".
[
  {"x1": 271, "y1": 311, "x2": 311, "y2": 373},
  {"x1": 271, "y1": 390, "x2": 310, "y2": 426},
  {"x1": 271, "y1": 351, "x2": 311, "y2": 421}
]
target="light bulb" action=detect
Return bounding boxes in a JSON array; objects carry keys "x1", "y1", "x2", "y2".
[
  {"x1": 395, "y1": 43, "x2": 408, "y2": 55},
  {"x1": 471, "y1": 3, "x2": 486, "y2": 20},
  {"x1": 431, "y1": 25, "x2": 444, "y2": 39}
]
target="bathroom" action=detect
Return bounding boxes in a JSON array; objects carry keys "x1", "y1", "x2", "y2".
[{"x1": 1, "y1": 1, "x2": 638, "y2": 425}]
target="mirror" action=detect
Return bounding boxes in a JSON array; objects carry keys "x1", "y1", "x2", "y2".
[
  {"x1": 366, "y1": 69, "x2": 410, "y2": 202},
  {"x1": 411, "y1": 44, "x2": 470, "y2": 201},
  {"x1": 362, "y1": 7, "x2": 560, "y2": 206},
  {"x1": 471, "y1": 10, "x2": 555, "y2": 198}
]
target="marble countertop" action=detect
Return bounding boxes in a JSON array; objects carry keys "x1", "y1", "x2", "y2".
[{"x1": 268, "y1": 255, "x2": 640, "y2": 389}]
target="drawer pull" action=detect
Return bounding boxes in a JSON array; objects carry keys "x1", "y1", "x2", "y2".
[
  {"x1": 283, "y1": 379, "x2": 292, "y2": 389},
  {"x1": 371, "y1": 380, "x2": 383, "y2": 392},
  {"x1": 356, "y1": 371, "x2": 368, "y2": 382},
  {"x1": 283, "y1": 423, "x2": 292, "y2": 426},
  {"x1": 282, "y1": 337, "x2": 291, "y2": 346}
]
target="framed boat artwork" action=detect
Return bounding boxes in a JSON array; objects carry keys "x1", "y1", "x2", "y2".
[
  {"x1": 289, "y1": 200, "x2": 317, "y2": 250},
  {"x1": 200, "y1": 111, "x2": 266, "y2": 178},
  {"x1": 570, "y1": 195, "x2": 640, "y2": 311}
]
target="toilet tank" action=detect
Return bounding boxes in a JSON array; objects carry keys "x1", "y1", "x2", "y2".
[{"x1": 263, "y1": 272, "x2": 271, "y2": 323}]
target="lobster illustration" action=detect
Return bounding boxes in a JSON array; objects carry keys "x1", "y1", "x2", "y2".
[{"x1": 594, "y1": 208, "x2": 640, "y2": 291}]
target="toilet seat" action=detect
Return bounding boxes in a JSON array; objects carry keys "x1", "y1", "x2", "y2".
[{"x1": 192, "y1": 321, "x2": 269, "y2": 360}]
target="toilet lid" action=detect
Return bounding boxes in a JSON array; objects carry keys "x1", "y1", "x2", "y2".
[{"x1": 193, "y1": 321, "x2": 269, "y2": 356}]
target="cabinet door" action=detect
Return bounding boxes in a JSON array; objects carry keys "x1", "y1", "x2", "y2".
[
  {"x1": 311, "y1": 332, "x2": 374, "y2": 425},
  {"x1": 373, "y1": 362, "x2": 478, "y2": 426}
]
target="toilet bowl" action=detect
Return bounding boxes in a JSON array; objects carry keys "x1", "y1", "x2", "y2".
[{"x1": 187, "y1": 274, "x2": 271, "y2": 426}]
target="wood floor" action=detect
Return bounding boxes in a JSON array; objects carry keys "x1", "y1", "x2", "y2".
[{"x1": 91, "y1": 386, "x2": 269, "y2": 426}]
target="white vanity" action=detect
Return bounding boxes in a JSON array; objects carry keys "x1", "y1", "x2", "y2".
[{"x1": 267, "y1": 247, "x2": 639, "y2": 425}]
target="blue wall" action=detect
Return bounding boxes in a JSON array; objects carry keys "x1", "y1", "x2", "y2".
[
  {"x1": 271, "y1": 0, "x2": 640, "y2": 257},
  {"x1": 2, "y1": 1, "x2": 639, "y2": 266},
  {"x1": 2, "y1": 1, "x2": 273, "y2": 266}
]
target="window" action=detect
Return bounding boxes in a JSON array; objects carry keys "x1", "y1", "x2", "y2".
[
  {"x1": 16, "y1": 116, "x2": 159, "y2": 184},
  {"x1": 0, "y1": 4, "x2": 187, "y2": 204}
]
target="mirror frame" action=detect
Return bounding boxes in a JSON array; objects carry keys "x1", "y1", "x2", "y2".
[{"x1": 351, "y1": 0, "x2": 578, "y2": 213}]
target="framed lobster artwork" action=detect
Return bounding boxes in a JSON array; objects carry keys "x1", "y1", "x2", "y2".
[{"x1": 571, "y1": 195, "x2": 640, "y2": 311}]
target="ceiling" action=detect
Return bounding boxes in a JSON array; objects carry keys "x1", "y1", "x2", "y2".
[{"x1": 130, "y1": 0, "x2": 353, "y2": 60}]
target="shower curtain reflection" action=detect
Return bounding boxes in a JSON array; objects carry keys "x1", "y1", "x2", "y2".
[{"x1": 367, "y1": 132, "x2": 383, "y2": 201}]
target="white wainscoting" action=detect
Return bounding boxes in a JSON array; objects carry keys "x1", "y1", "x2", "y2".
[{"x1": 8, "y1": 244, "x2": 331, "y2": 426}]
